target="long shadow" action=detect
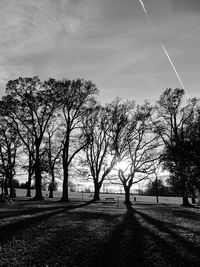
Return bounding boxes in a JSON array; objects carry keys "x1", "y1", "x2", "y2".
[
  {"x1": 91, "y1": 205, "x2": 200, "y2": 266},
  {"x1": 33, "y1": 212, "x2": 120, "y2": 266},
  {"x1": 88, "y1": 204, "x2": 144, "y2": 267},
  {"x1": 0, "y1": 200, "x2": 94, "y2": 219},
  {"x1": 133, "y1": 207, "x2": 200, "y2": 265},
  {"x1": 0, "y1": 200, "x2": 94, "y2": 244},
  {"x1": 164, "y1": 220, "x2": 200, "y2": 236},
  {"x1": 0, "y1": 205, "x2": 68, "y2": 219},
  {"x1": 20, "y1": 206, "x2": 142, "y2": 267},
  {"x1": 147, "y1": 203, "x2": 200, "y2": 221},
  {"x1": 168, "y1": 208, "x2": 200, "y2": 221},
  {"x1": 1, "y1": 208, "x2": 122, "y2": 266},
  {"x1": 133, "y1": 202, "x2": 200, "y2": 224},
  {"x1": 2, "y1": 200, "x2": 200, "y2": 266}
]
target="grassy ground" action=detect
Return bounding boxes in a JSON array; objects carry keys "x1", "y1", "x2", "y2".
[
  {"x1": 0, "y1": 196, "x2": 200, "y2": 266},
  {"x1": 15, "y1": 188, "x2": 185, "y2": 205}
]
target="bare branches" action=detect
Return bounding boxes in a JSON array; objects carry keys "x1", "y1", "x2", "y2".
[{"x1": 107, "y1": 101, "x2": 161, "y2": 203}]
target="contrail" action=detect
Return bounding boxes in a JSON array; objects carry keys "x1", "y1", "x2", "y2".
[
  {"x1": 138, "y1": 0, "x2": 185, "y2": 89},
  {"x1": 139, "y1": 0, "x2": 152, "y2": 25},
  {"x1": 160, "y1": 42, "x2": 185, "y2": 89}
]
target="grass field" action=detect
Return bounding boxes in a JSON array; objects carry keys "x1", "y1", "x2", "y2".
[
  {"x1": 15, "y1": 188, "x2": 186, "y2": 205},
  {"x1": 0, "y1": 190, "x2": 200, "y2": 266}
]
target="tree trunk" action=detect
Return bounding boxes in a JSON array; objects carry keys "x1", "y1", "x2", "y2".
[
  {"x1": 181, "y1": 173, "x2": 192, "y2": 207},
  {"x1": 26, "y1": 170, "x2": 32, "y2": 197},
  {"x1": 26, "y1": 157, "x2": 33, "y2": 197},
  {"x1": 49, "y1": 186, "x2": 53, "y2": 198},
  {"x1": 124, "y1": 186, "x2": 132, "y2": 206},
  {"x1": 33, "y1": 144, "x2": 43, "y2": 200},
  {"x1": 155, "y1": 173, "x2": 159, "y2": 203},
  {"x1": 60, "y1": 165, "x2": 69, "y2": 202},
  {"x1": 34, "y1": 167, "x2": 43, "y2": 200},
  {"x1": 49, "y1": 170, "x2": 55, "y2": 198},
  {"x1": 26, "y1": 185, "x2": 31, "y2": 198},
  {"x1": 181, "y1": 195, "x2": 191, "y2": 207},
  {"x1": 93, "y1": 181, "x2": 100, "y2": 201},
  {"x1": 4, "y1": 177, "x2": 8, "y2": 196},
  {"x1": 192, "y1": 196, "x2": 196, "y2": 204},
  {"x1": 9, "y1": 174, "x2": 14, "y2": 198}
]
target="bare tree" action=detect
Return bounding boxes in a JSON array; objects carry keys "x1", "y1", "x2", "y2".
[
  {"x1": 154, "y1": 88, "x2": 197, "y2": 206},
  {"x1": 20, "y1": 131, "x2": 35, "y2": 197},
  {"x1": 80, "y1": 101, "x2": 127, "y2": 201},
  {"x1": 56, "y1": 79, "x2": 98, "y2": 202},
  {"x1": 43, "y1": 121, "x2": 62, "y2": 198},
  {"x1": 0, "y1": 77, "x2": 60, "y2": 200},
  {"x1": 0, "y1": 117, "x2": 19, "y2": 197},
  {"x1": 113, "y1": 101, "x2": 161, "y2": 205}
]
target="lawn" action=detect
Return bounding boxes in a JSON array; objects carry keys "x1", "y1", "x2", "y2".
[{"x1": 0, "y1": 195, "x2": 200, "y2": 266}]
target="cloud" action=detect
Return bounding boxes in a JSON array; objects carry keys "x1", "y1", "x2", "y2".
[
  {"x1": 0, "y1": 0, "x2": 101, "y2": 57},
  {"x1": 168, "y1": 0, "x2": 200, "y2": 13},
  {"x1": 0, "y1": 0, "x2": 101, "y2": 87}
]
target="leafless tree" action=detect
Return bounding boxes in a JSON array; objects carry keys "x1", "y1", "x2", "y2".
[
  {"x1": 80, "y1": 100, "x2": 128, "y2": 201},
  {"x1": 112, "y1": 101, "x2": 161, "y2": 205},
  {"x1": 0, "y1": 77, "x2": 61, "y2": 200},
  {"x1": 56, "y1": 79, "x2": 98, "y2": 202},
  {"x1": 154, "y1": 88, "x2": 197, "y2": 206}
]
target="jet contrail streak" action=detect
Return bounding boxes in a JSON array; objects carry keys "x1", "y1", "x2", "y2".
[
  {"x1": 161, "y1": 42, "x2": 185, "y2": 89},
  {"x1": 139, "y1": 0, "x2": 148, "y2": 15},
  {"x1": 138, "y1": 0, "x2": 152, "y2": 25},
  {"x1": 138, "y1": 0, "x2": 185, "y2": 89}
]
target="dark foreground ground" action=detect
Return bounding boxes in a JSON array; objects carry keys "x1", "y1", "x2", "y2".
[{"x1": 0, "y1": 198, "x2": 200, "y2": 267}]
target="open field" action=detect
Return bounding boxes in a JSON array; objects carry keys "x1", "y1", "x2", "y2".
[
  {"x1": 15, "y1": 188, "x2": 188, "y2": 205},
  {"x1": 0, "y1": 193, "x2": 200, "y2": 266}
]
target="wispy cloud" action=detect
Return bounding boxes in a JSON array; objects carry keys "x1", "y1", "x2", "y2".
[
  {"x1": 0, "y1": 0, "x2": 199, "y2": 103},
  {"x1": 0, "y1": 0, "x2": 101, "y2": 84},
  {"x1": 168, "y1": 0, "x2": 200, "y2": 13}
]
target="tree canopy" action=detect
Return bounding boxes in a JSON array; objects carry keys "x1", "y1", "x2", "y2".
[{"x1": 0, "y1": 77, "x2": 199, "y2": 207}]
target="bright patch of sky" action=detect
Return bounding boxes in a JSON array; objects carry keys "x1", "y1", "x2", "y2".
[{"x1": 0, "y1": 0, "x2": 199, "y2": 103}]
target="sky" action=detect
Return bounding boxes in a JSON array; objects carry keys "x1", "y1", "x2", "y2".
[{"x1": 0, "y1": 0, "x2": 200, "y2": 104}]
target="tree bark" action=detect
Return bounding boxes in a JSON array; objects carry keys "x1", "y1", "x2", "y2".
[
  {"x1": 48, "y1": 170, "x2": 55, "y2": 198},
  {"x1": 33, "y1": 143, "x2": 43, "y2": 200},
  {"x1": 155, "y1": 173, "x2": 159, "y2": 203},
  {"x1": 49, "y1": 186, "x2": 53, "y2": 198},
  {"x1": 124, "y1": 186, "x2": 132, "y2": 206},
  {"x1": 192, "y1": 196, "x2": 196, "y2": 204},
  {"x1": 26, "y1": 155, "x2": 33, "y2": 197},
  {"x1": 34, "y1": 166, "x2": 43, "y2": 200},
  {"x1": 4, "y1": 177, "x2": 8, "y2": 196},
  {"x1": 181, "y1": 195, "x2": 191, "y2": 207},
  {"x1": 26, "y1": 184, "x2": 31, "y2": 197},
  {"x1": 26, "y1": 168, "x2": 32, "y2": 197},
  {"x1": 8, "y1": 173, "x2": 14, "y2": 198},
  {"x1": 93, "y1": 182, "x2": 100, "y2": 201},
  {"x1": 60, "y1": 165, "x2": 69, "y2": 202}
]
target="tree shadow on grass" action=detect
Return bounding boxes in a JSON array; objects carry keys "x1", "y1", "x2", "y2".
[
  {"x1": 133, "y1": 207, "x2": 200, "y2": 266},
  {"x1": 91, "y1": 205, "x2": 200, "y2": 266},
  {"x1": 163, "y1": 220, "x2": 200, "y2": 236},
  {"x1": 0, "y1": 200, "x2": 94, "y2": 243},
  {"x1": 1, "y1": 202, "x2": 200, "y2": 266},
  {"x1": 0, "y1": 200, "x2": 93, "y2": 219},
  {"x1": 167, "y1": 207, "x2": 200, "y2": 221},
  {"x1": 11, "y1": 209, "x2": 122, "y2": 267},
  {"x1": 89, "y1": 205, "x2": 144, "y2": 267}
]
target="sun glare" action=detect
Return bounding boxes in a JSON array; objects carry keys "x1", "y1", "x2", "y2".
[{"x1": 116, "y1": 160, "x2": 130, "y2": 171}]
